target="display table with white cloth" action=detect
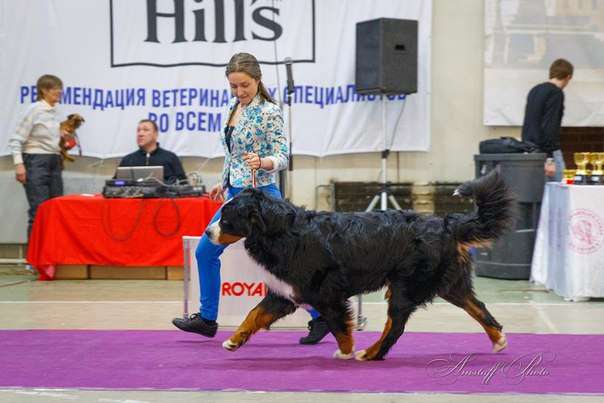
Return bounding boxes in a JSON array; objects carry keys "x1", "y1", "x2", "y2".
[
  {"x1": 531, "y1": 183, "x2": 604, "y2": 301},
  {"x1": 182, "y1": 236, "x2": 363, "y2": 328}
]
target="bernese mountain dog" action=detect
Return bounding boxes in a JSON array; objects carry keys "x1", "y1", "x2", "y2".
[{"x1": 206, "y1": 170, "x2": 514, "y2": 361}]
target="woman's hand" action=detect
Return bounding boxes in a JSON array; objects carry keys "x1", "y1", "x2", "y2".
[
  {"x1": 15, "y1": 163, "x2": 26, "y2": 184},
  {"x1": 243, "y1": 152, "x2": 262, "y2": 170},
  {"x1": 209, "y1": 183, "x2": 225, "y2": 202}
]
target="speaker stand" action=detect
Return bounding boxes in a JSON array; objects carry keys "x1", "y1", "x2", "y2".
[
  {"x1": 356, "y1": 96, "x2": 403, "y2": 331},
  {"x1": 365, "y1": 150, "x2": 403, "y2": 212},
  {"x1": 365, "y1": 96, "x2": 403, "y2": 213}
]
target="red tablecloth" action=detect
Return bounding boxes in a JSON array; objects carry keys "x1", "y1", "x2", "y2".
[{"x1": 27, "y1": 195, "x2": 221, "y2": 280}]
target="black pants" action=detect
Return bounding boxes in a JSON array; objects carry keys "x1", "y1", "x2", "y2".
[{"x1": 23, "y1": 154, "x2": 63, "y2": 242}]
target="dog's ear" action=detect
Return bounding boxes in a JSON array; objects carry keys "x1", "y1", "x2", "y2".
[
  {"x1": 67, "y1": 114, "x2": 75, "y2": 120},
  {"x1": 249, "y1": 209, "x2": 266, "y2": 233},
  {"x1": 256, "y1": 202, "x2": 295, "y2": 235}
]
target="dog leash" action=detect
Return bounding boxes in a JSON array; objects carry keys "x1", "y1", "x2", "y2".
[{"x1": 251, "y1": 144, "x2": 259, "y2": 188}]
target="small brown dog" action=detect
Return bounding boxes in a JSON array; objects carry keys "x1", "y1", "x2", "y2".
[{"x1": 59, "y1": 113, "x2": 85, "y2": 163}]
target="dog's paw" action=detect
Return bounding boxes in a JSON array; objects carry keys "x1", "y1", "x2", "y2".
[
  {"x1": 222, "y1": 339, "x2": 239, "y2": 352},
  {"x1": 355, "y1": 349, "x2": 374, "y2": 361},
  {"x1": 333, "y1": 349, "x2": 354, "y2": 360},
  {"x1": 492, "y1": 333, "x2": 507, "y2": 353},
  {"x1": 354, "y1": 349, "x2": 383, "y2": 361}
]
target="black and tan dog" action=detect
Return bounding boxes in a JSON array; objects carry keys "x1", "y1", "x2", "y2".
[
  {"x1": 59, "y1": 113, "x2": 85, "y2": 163},
  {"x1": 207, "y1": 171, "x2": 514, "y2": 361}
]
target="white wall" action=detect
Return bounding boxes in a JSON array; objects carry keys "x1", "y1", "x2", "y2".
[{"x1": 0, "y1": 0, "x2": 522, "y2": 242}]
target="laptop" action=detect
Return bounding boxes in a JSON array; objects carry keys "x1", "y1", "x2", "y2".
[{"x1": 115, "y1": 166, "x2": 164, "y2": 183}]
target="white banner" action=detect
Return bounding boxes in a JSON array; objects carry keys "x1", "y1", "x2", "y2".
[
  {"x1": 484, "y1": 0, "x2": 604, "y2": 126},
  {"x1": 1, "y1": 0, "x2": 431, "y2": 159}
]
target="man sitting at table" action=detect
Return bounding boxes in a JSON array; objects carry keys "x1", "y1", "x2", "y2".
[{"x1": 118, "y1": 119, "x2": 187, "y2": 184}]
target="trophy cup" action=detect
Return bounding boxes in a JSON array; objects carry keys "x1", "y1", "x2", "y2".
[
  {"x1": 589, "y1": 152, "x2": 604, "y2": 185},
  {"x1": 563, "y1": 169, "x2": 576, "y2": 184},
  {"x1": 573, "y1": 152, "x2": 591, "y2": 185}
]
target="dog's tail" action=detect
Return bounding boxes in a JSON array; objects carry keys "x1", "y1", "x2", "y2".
[{"x1": 449, "y1": 169, "x2": 515, "y2": 249}]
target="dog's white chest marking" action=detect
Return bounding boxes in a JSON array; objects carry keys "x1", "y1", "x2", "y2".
[
  {"x1": 207, "y1": 221, "x2": 220, "y2": 243},
  {"x1": 261, "y1": 269, "x2": 297, "y2": 302},
  {"x1": 248, "y1": 262, "x2": 305, "y2": 305}
]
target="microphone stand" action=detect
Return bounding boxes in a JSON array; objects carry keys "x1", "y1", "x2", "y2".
[
  {"x1": 285, "y1": 84, "x2": 293, "y2": 201},
  {"x1": 279, "y1": 58, "x2": 295, "y2": 201}
]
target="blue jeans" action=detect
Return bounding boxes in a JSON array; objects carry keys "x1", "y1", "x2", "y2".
[
  {"x1": 546, "y1": 150, "x2": 565, "y2": 182},
  {"x1": 22, "y1": 154, "x2": 63, "y2": 242},
  {"x1": 196, "y1": 183, "x2": 319, "y2": 321}
]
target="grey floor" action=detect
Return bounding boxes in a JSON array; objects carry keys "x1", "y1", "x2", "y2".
[{"x1": 1, "y1": 268, "x2": 603, "y2": 403}]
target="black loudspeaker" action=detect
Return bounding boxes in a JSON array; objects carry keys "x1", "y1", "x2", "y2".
[{"x1": 355, "y1": 18, "x2": 418, "y2": 95}]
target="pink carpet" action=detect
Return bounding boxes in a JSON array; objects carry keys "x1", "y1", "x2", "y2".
[{"x1": 1, "y1": 330, "x2": 603, "y2": 394}]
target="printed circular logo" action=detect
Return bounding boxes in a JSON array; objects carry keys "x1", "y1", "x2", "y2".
[{"x1": 568, "y1": 209, "x2": 604, "y2": 254}]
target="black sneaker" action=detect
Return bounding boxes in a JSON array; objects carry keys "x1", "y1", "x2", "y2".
[
  {"x1": 299, "y1": 316, "x2": 330, "y2": 345},
  {"x1": 172, "y1": 313, "x2": 218, "y2": 338}
]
